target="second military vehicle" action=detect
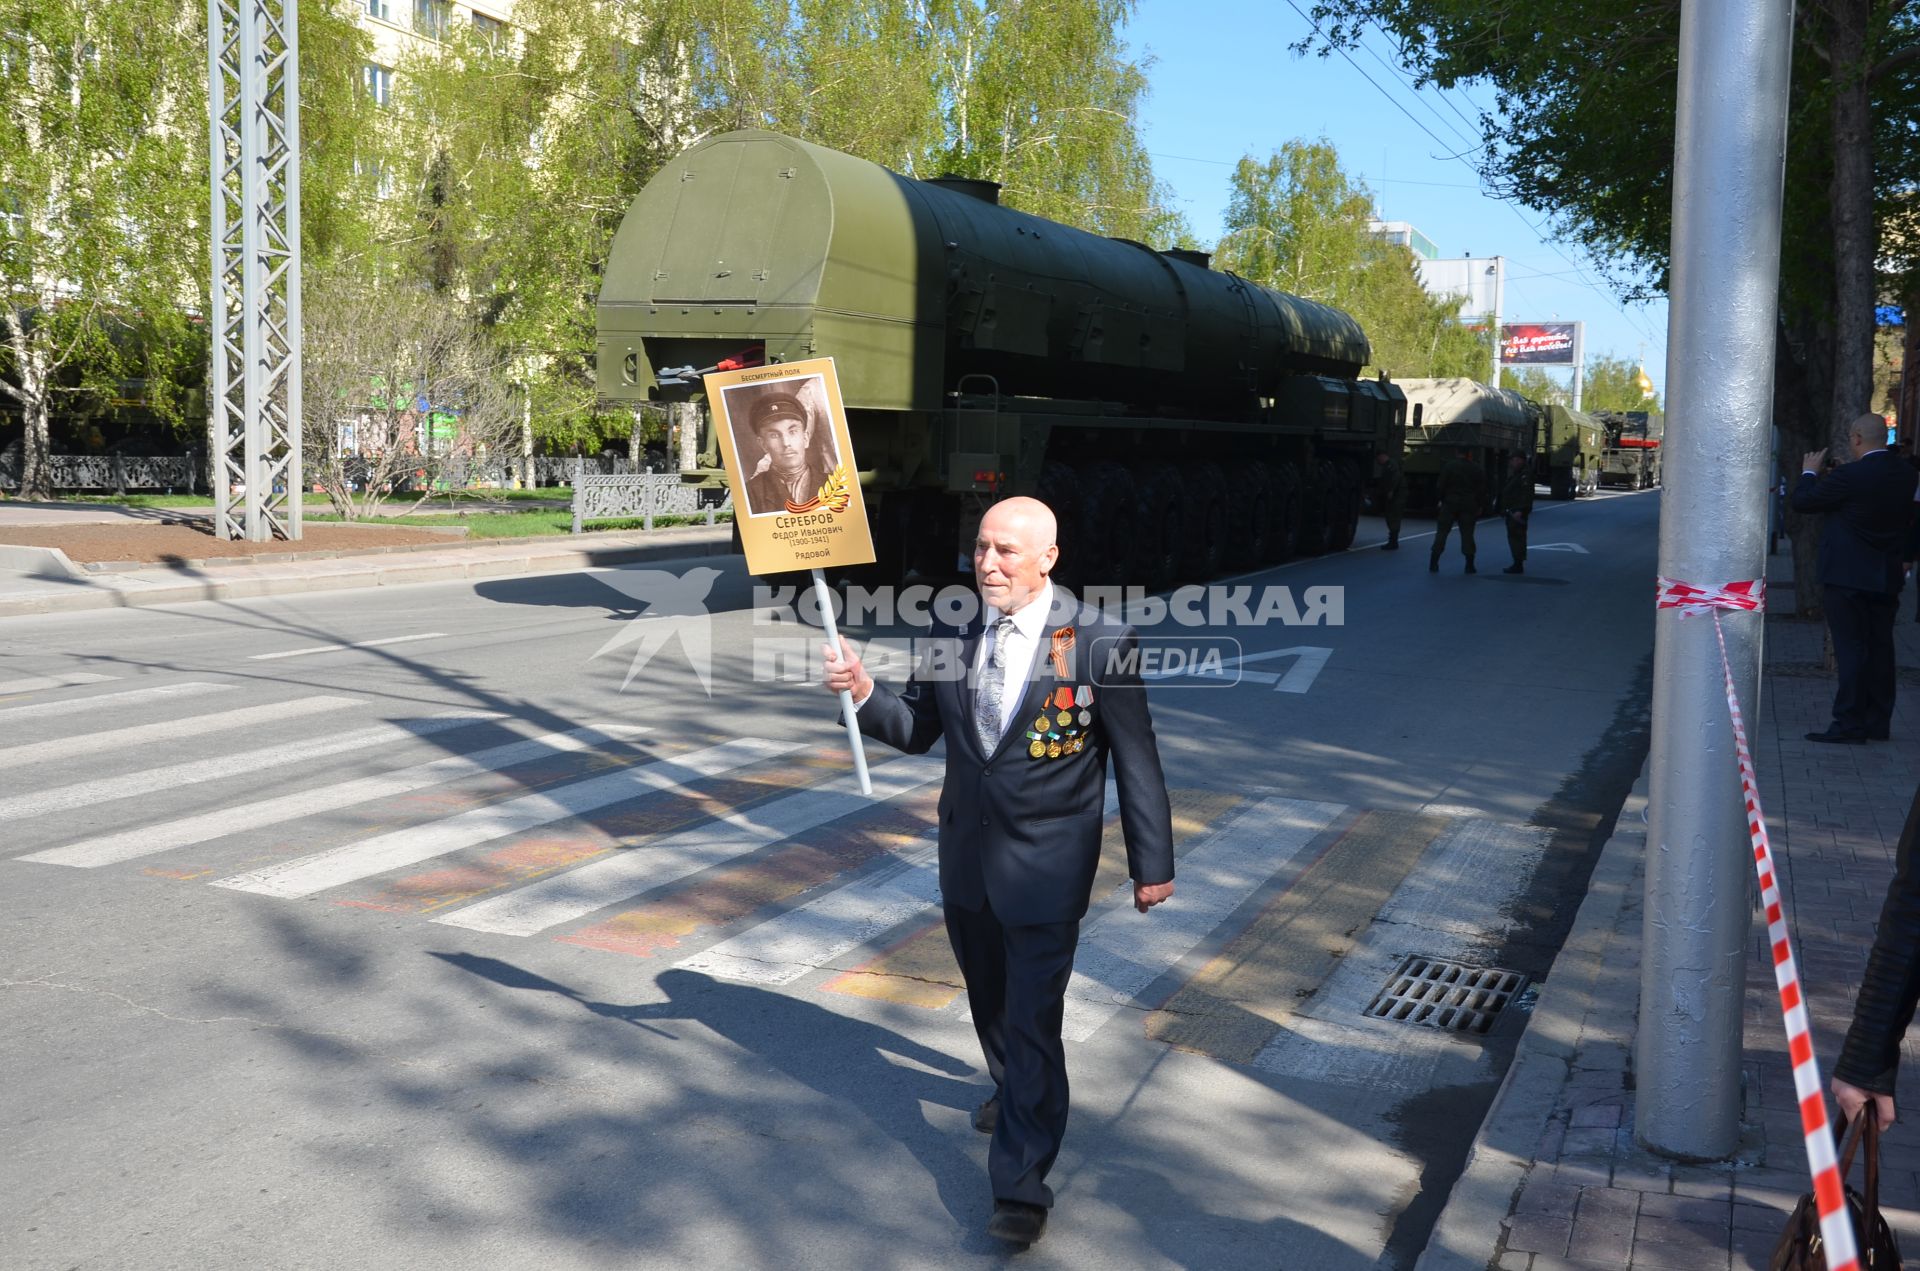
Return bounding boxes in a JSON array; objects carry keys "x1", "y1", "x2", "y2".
[
  {"x1": 1395, "y1": 378, "x2": 1536, "y2": 510},
  {"x1": 595, "y1": 129, "x2": 1406, "y2": 587},
  {"x1": 1596, "y1": 410, "x2": 1663, "y2": 490},
  {"x1": 1535, "y1": 403, "x2": 1605, "y2": 499}
]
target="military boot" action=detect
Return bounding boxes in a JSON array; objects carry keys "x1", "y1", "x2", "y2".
[
  {"x1": 1464, "y1": 558, "x2": 1477, "y2": 575},
  {"x1": 1504, "y1": 563, "x2": 1523, "y2": 575},
  {"x1": 1428, "y1": 552, "x2": 1440, "y2": 573}
]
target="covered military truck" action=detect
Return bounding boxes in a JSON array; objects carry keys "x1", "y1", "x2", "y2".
[
  {"x1": 1596, "y1": 410, "x2": 1663, "y2": 490},
  {"x1": 595, "y1": 129, "x2": 1405, "y2": 587},
  {"x1": 1395, "y1": 378, "x2": 1536, "y2": 511},
  {"x1": 1535, "y1": 403, "x2": 1604, "y2": 499}
]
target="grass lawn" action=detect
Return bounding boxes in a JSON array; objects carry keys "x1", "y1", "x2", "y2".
[{"x1": 306, "y1": 509, "x2": 733, "y2": 538}]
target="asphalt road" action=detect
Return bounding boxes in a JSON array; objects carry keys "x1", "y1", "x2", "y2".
[{"x1": 0, "y1": 490, "x2": 1659, "y2": 1270}]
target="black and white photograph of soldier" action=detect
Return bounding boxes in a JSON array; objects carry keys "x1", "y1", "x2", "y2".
[{"x1": 724, "y1": 374, "x2": 842, "y2": 517}]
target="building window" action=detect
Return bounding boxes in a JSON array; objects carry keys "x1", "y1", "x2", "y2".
[
  {"x1": 365, "y1": 0, "x2": 389, "y2": 20},
  {"x1": 471, "y1": 11, "x2": 506, "y2": 48},
  {"x1": 354, "y1": 157, "x2": 395, "y2": 200},
  {"x1": 363, "y1": 63, "x2": 392, "y2": 107},
  {"x1": 414, "y1": 0, "x2": 448, "y2": 40}
]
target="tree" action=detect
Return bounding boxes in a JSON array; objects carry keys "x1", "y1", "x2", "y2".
[
  {"x1": 0, "y1": 0, "x2": 204, "y2": 499},
  {"x1": 1579, "y1": 354, "x2": 1662, "y2": 414},
  {"x1": 301, "y1": 271, "x2": 520, "y2": 518},
  {"x1": 1213, "y1": 139, "x2": 1489, "y2": 380}
]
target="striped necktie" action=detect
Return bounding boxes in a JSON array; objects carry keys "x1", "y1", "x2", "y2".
[{"x1": 973, "y1": 616, "x2": 1015, "y2": 755}]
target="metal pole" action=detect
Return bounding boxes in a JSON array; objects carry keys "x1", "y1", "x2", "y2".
[
  {"x1": 1637, "y1": 0, "x2": 1795, "y2": 1160},
  {"x1": 1490, "y1": 257, "x2": 1505, "y2": 388}
]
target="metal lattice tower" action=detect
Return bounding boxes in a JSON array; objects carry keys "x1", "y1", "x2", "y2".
[{"x1": 209, "y1": 0, "x2": 302, "y2": 541}]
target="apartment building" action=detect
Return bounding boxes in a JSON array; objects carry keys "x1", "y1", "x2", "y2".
[{"x1": 355, "y1": 0, "x2": 518, "y2": 107}]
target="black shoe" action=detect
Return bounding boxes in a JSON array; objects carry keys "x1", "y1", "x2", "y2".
[
  {"x1": 1465, "y1": 561, "x2": 1477, "y2": 575},
  {"x1": 1805, "y1": 729, "x2": 1868, "y2": 744},
  {"x1": 1429, "y1": 557, "x2": 1440, "y2": 573},
  {"x1": 972, "y1": 1093, "x2": 999, "y2": 1135},
  {"x1": 987, "y1": 1201, "x2": 1047, "y2": 1245},
  {"x1": 1504, "y1": 564, "x2": 1523, "y2": 575},
  {"x1": 1382, "y1": 540, "x2": 1399, "y2": 551},
  {"x1": 1870, "y1": 731, "x2": 1892, "y2": 741}
]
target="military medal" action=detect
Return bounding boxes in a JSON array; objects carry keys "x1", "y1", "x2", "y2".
[
  {"x1": 1029, "y1": 738, "x2": 1046, "y2": 758},
  {"x1": 1047, "y1": 740, "x2": 1062, "y2": 759},
  {"x1": 1056, "y1": 709, "x2": 1071, "y2": 726},
  {"x1": 1075, "y1": 685, "x2": 1092, "y2": 725},
  {"x1": 1033, "y1": 714, "x2": 1049, "y2": 733}
]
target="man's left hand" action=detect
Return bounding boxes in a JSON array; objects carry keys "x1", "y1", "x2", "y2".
[
  {"x1": 1133, "y1": 880, "x2": 1173, "y2": 913},
  {"x1": 1803, "y1": 448, "x2": 1829, "y2": 473}
]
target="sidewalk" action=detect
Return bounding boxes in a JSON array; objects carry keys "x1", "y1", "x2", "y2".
[
  {"x1": 0, "y1": 523, "x2": 735, "y2": 617},
  {"x1": 1421, "y1": 551, "x2": 1920, "y2": 1269}
]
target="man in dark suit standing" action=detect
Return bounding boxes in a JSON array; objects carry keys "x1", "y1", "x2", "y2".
[
  {"x1": 1794, "y1": 412, "x2": 1918, "y2": 742},
  {"x1": 821, "y1": 496, "x2": 1175, "y2": 1246}
]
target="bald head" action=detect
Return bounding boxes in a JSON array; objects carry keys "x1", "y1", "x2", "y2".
[
  {"x1": 1849, "y1": 412, "x2": 1886, "y2": 455},
  {"x1": 975, "y1": 497, "x2": 1060, "y2": 615}
]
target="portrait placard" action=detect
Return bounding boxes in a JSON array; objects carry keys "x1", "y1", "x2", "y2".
[{"x1": 705, "y1": 358, "x2": 875, "y2": 575}]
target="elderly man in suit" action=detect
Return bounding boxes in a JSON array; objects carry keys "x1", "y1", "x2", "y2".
[
  {"x1": 1793, "y1": 412, "x2": 1919, "y2": 743},
  {"x1": 822, "y1": 496, "x2": 1175, "y2": 1246}
]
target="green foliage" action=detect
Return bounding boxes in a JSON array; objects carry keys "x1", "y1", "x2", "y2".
[
  {"x1": 1580, "y1": 354, "x2": 1662, "y2": 413},
  {"x1": 1500, "y1": 367, "x2": 1565, "y2": 405},
  {"x1": 1213, "y1": 139, "x2": 1489, "y2": 380}
]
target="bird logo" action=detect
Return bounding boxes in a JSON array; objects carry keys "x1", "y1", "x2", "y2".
[{"x1": 589, "y1": 566, "x2": 724, "y2": 696}]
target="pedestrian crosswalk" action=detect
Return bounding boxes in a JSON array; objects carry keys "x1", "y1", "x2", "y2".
[{"x1": 2, "y1": 670, "x2": 1550, "y2": 1061}]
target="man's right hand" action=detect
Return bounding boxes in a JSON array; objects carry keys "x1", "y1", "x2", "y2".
[
  {"x1": 822, "y1": 636, "x2": 873, "y2": 705},
  {"x1": 1833, "y1": 1077, "x2": 1897, "y2": 1132},
  {"x1": 1803, "y1": 448, "x2": 1829, "y2": 473}
]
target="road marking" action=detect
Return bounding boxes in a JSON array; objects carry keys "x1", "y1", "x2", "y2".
[
  {"x1": 0, "y1": 671, "x2": 116, "y2": 696},
  {"x1": 0, "y1": 695, "x2": 359, "y2": 771},
  {"x1": 680, "y1": 785, "x2": 1122, "y2": 985},
  {"x1": 213, "y1": 737, "x2": 800, "y2": 899},
  {"x1": 249, "y1": 633, "x2": 450, "y2": 660},
  {"x1": 1060, "y1": 795, "x2": 1345, "y2": 1043},
  {"x1": 1145, "y1": 646, "x2": 1332, "y2": 694},
  {"x1": 1530, "y1": 542, "x2": 1590, "y2": 554},
  {"x1": 0, "y1": 711, "x2": 501, "y2": 822},
  {"x1": 21, "y1": 723, "x2": 651, "y2": 869},
  {"x1": 0, "y1": 681, "x2": 233, "y2": 721},
  {"x1": 432, "y1": 755, "x2": 944, "y2": 937}
]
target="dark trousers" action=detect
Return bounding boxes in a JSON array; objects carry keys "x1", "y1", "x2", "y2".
[
  {"x1": 1433, "y1": 504, "x2": 1476, "y2": 562},
  {"x1": 1825, "y1": 583, "x2": 1899, "y2": 736},
  {"x1": 1383, "y1": 497, "x2": 1403, "y2": 544},
  {"x1": 945, "y1": 898, "x2": 1080, "y2": 1208},
  {"x1": 1505, "y1": 514, "x2": 1527, "y2": 566}
]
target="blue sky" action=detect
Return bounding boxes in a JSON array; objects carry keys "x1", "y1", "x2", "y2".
[{"x1": 1124, "y1": 0, "x2": 1670, "y2": 400}]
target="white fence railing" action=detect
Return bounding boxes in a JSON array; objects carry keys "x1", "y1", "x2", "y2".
[{"x1": 571, "y1": 471, "x2": 731, "y2": 533}]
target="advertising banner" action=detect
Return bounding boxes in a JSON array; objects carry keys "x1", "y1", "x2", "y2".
[
  {"x1": 705, "y1": 357, "x2": 875, "y2": 576},
  {"x1": 1499, "y1": 322, "x2": 1581, "y2": 366}
]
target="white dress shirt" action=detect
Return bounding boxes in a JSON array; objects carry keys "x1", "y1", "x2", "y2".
[{"x1": 977, "y1": 580, "x2": 1056, "y2": 741}]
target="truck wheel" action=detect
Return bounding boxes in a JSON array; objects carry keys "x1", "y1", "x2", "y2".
[
  {"x1": 1077, "y1": 461, "x2": 1134, "y2": 588},
  {"x1": 1325, "y1": 458, "x2": 1363, "y2": 551},
  {"x1": 1180, "y1": 461, "x2": 1228, "y2": 579},
  {"x1": 1036, "y1": 462, "x2": 1085, "y2": 590},
  {"x1": 1629, "y1": 470, "x2": 1643, "y2": 491},
  {"x1": 1223, "y1": 463, "x2": 1270, "y2": 570},
  {"x1": 1129, "y1": 464, "x2": 1182, "y2": 591},
  {"x1": 1261, "y1": 460, "x2": 1301, "y2": 562},
  {"x1": 1295, "y1": 461, "x2": 1335, "y2": 555}
]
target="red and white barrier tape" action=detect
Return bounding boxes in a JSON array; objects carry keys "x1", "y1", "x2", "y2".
[{"x1": 1657, "y1": 577, "x2": 1856, "y2": 1271}]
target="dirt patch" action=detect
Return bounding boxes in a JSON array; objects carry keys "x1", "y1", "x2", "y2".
[{"x1": 0, "y1": 520, "x2": 464, "y2": 565}]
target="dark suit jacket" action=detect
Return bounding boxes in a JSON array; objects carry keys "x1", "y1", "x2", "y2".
[
  {"x1": 1792, "y1": 450, "x2": 1918, "y2": 594},
  {"x1": 856, "y1": 586, "x2": 1175, "y2": 926}
]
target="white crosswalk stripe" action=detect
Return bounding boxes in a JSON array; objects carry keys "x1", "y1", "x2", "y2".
[
  {"x1": 0, "y1": 681, "x2": 234, "y2": 723},
  {"x1": 0, "y1": 671, "x2": 116, "y2": 696},
  {"x1": 433, "y1": 755, "x2": 945, "y2": 937},
  {"x1": 213, "y1": 737, "x2": 802, "y2": 899},
  {"x1": 20, "y1": 723, "x2": 652, "y2": 869},
  {"x1": 680, "y1": 784, "x2": 1121, "y2": 986},
  {"x1": 0, "y1": 710, "x2": 502, "y2": 822},
  {"x1": 1061, "y1": 795, "x2": 1345, "y2": 1043},
  {"x1": 0, "y1": 695, "x2": 359, "y2": 772}
]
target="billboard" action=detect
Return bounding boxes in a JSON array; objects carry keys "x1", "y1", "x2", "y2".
[{"x1": 1500, "y1": 321, "x2": 1582, "y2": 366}]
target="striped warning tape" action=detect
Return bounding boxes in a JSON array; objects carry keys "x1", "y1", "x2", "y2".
[{"x1": 1659, "y1": 576, "x2": 1857, "y2": 1271}]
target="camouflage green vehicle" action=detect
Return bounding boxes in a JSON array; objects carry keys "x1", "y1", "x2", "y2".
[
  {"x1": 1394, "y1": 378, "x2": 1536, "y2": 511},
  {"x1": 1596, "y1": 410, "x2": 1664, "y2": 490},
  {"x1": 1535, "y1": 404, "x2": 1605, "y2": 499},
  {"x1": 595, "y1": 129, "x2": 1406, "y2": 587}
]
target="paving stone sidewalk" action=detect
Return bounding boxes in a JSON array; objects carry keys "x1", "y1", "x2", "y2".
[{"x1": 1423, "y1": 550, "x2": 1920, "y2": 1270}]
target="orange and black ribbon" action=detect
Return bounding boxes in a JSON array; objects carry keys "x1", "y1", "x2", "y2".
[{"x1": 1049, "y1": 626, "x2": 1075, "y2": 678}]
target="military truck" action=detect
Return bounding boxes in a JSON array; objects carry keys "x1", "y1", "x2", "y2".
[
  {"x1": 594, "y1": 129, "x2": 1405, "y2": 588},
  {"x1": 1596, "y1": 410, "x2": 1663, "y2": 490},
  {"x1": 1394, "y1": 378, "x2": 1536, "y2": 510},
  {"x1": 1535, "y1": 403, "x2": 1605, "y2": 499}
]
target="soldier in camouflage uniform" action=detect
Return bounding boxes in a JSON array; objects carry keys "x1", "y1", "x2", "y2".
[
  {"x1": 1500, "y1": 453, "x2": 1535, "y2": 574},
  {"x1": 1374, "y1": 449, "x2": 1405, "y2": 551},
  {"x1": 1431, "y1": 449, "x2": 1488, "y2": 575}
]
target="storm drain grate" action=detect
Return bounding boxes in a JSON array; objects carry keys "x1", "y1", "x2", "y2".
[{"x1": 1363, "y1": 955, "x2": 1527, "y2": 1035}]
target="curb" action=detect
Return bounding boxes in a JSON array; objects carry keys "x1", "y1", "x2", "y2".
[
  {"x1": 1414, "y1": 764, "x2": 1650, "y2": 1271},
  {"x1": 0, "y1": 544, "x2": 89, "y2": 580},
  {"x1": 0, "y1": 527, "x2": 737, "y2": 618}
]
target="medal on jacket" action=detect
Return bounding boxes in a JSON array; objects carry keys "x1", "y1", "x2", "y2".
[
  {"x1": 1029, "y1": 738, "x2": 1046, "y2": 758},
  {"x1": 1049, "y1": 626, "x2": 1075, "y2": 677},
  {"x1": 1075, "y1": 684, "x2": 1092, "y2": 724}
]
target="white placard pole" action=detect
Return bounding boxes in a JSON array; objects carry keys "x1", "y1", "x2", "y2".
[{"x1": 812, "y1": 568, "x2": 872, "y2": 795}]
